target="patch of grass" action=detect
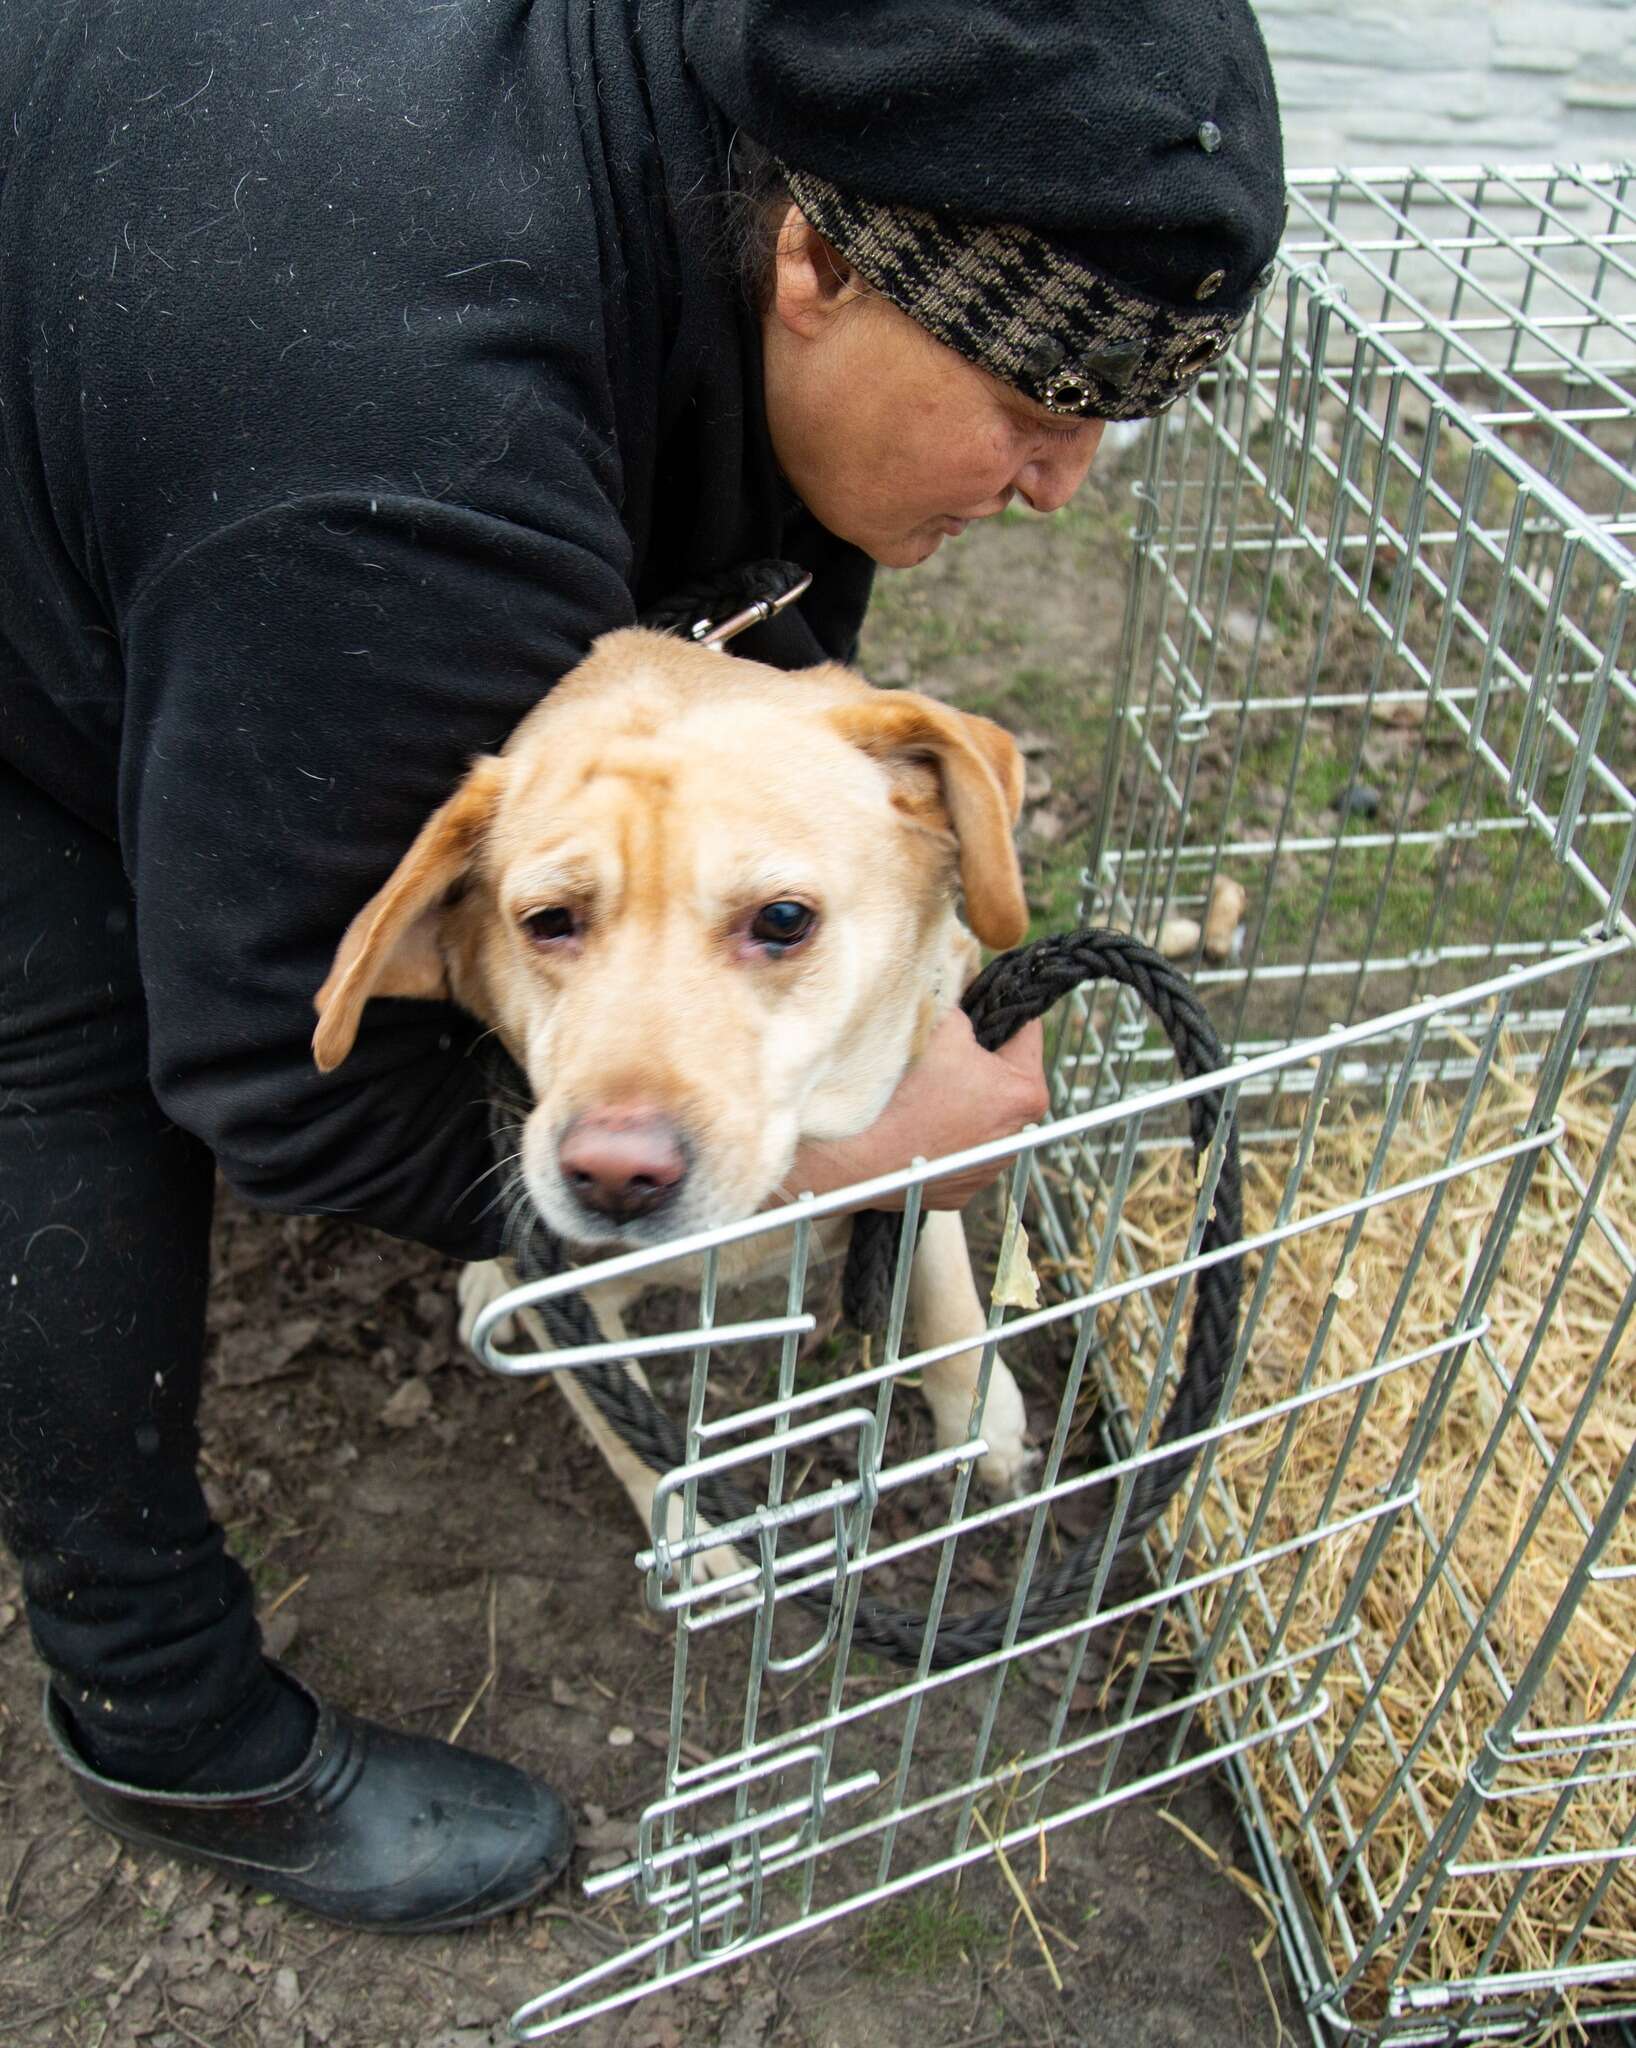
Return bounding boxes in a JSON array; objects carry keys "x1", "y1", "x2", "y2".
[
  {"x1": 224, "y1": 1522, "x2": 280, "y2": 1598},
  {"x1": 862, "y1": 579, "x2": 1026, "y2": 669},
  {"x1": 861, "y1": 1890, "x2": 993, "y2": 1976},
  {"x1": 1251, "y1": 809, "x2": 1605, "y2": 976},
  {"x1": 1264, "y1": 569, "x2": 1302, "y2": 636},
  {"x1": 1027, "y1": 845, "x2": 1091, "y2": 942},
  {"x1": 844, "y1": 1648, "x2": 894, "y2": 1683},
  {"x1": 757, "y1": 1333, "x2": 857, "y2": 1402}
]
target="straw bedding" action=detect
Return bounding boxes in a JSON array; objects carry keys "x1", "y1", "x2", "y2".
[{"x1": 1086, "y1": 1056, "x2": 1635, "y2": 2027}]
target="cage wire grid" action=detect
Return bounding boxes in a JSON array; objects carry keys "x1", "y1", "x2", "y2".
[{"x1": 476, "y1": 166, "x2": 1636, "y2": 2045}]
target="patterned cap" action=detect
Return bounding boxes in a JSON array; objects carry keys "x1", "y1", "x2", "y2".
[
  {"x1": 784, "y1": 166, "x2": 1268, "y2": 424},
  {"x1": 685, "y1": 0, "x2": 1286, "y2": 421}
]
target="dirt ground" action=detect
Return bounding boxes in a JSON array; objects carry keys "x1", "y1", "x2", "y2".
[
  {"x1": 0, "y1": 451, "x2": 1347, "y2": 2048},
  {"x1": 0, "y1": 1187, "x2": 1309, "y2": 2048}
]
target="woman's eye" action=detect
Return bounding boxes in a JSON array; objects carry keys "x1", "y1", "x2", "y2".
[
  {"x1": 522, "y1": 906, "x2": 577, "y2": 945},
  {"x1": 748, "y1": 900, "x2": 816, "y2": 951}
]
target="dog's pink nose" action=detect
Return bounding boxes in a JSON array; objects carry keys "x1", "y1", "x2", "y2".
[{"x1": 557, "y1": 1108, "x2": 688, "y2": 1223}]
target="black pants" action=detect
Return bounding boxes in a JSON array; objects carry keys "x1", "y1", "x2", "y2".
[{"x1": 0, "y1": 758, "x2": 274, "y2": 1778}]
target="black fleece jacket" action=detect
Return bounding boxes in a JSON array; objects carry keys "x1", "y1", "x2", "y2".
[{"x1": 0, "y1": 0, "x2": 874, "y2": 1260}]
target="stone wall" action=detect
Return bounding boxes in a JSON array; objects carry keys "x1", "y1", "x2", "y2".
[{"x1": 1257, "y1": 2, "x2": 1636, "y2": 170}]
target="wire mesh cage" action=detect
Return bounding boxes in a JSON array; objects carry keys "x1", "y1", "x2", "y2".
[
  {"x1": 476, "y1": 165, "x2": 1636, "y2": 2045},
  {"x1": 1072, "y1": 162, "x2": 1636, "y2": 2042}
]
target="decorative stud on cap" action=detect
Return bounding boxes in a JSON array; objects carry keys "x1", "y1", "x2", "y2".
[{"x1": 1021, "y1": 335, "x2": 1066, "y2": 379}]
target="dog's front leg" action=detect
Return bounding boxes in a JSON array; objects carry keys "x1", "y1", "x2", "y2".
[
  {"x1": 458, "y1": 1260, "x2": 744, "y2": 1583},
  {"x1": 908, "y1": 1212, "x2": 1036, "y2": 1497}
]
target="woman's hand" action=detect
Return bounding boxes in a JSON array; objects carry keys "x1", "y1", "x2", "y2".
[{"x1": 782, "y1": 1011, "x2": 1049, "y2": 1211}]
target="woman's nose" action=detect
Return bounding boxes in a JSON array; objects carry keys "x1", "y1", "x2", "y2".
[{"x1": 1016, "y1": 420, "x2": 1106, "y2": 513}]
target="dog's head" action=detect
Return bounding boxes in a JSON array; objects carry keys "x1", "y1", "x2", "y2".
[{"x1": 313, "y1": 628, "x2": 1025, "y2": 1247}]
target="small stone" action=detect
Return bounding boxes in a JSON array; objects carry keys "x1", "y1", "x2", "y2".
[
  {"x1": 276, "y1": 1315, "x2": 322, "y2": 1361},
  {"x1": 577, "y1": 1816, "x2": 638, "y2": 1854},
  {"x1": 1023, "y1": 760, "x2": 1053, "y2": 802},
  {"x1": 273, "y1": 1967, "x2": 300, "y2": 2013},
  {"x1": 1150, "y1": 916, "x2": 1202, "y2": 961},
  {"x1": 607, "y1": 1725, "x2": 635, "y2": 1748},
  {"x1": 351, "y1": 1480, "x2": 401, "y2": 1519},
  {"x1": 1222, "y1": 606, "x2": 1260, "y2": 650},
  {"x1": 1342, "y1": 783, "x2": 1382, "y2": 821},
  {"x1": 379, "y1": 1378, "x2": 433, "y2": 1430},
  {"x1": 1397, "y1": 385, "x2": 1433, "y2": 433},
  {"x1": 262, "y1": 1608, "x2": 300, "y2": 1661},
  {"x1": 1197, "y1": 120, "x2": 1222, "y2": 153},
  {"x1": 1202, "y1": 875, "x2": 1248, "y2": 963}
]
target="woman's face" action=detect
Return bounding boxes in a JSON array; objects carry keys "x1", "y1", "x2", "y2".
[{"x1": 761, "y1": 210, "x2": 1106, "y2": 569}]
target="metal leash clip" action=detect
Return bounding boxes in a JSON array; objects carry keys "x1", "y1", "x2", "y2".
[{"x1": 689, "y1": 569, "x2": 813, "y2": 652}]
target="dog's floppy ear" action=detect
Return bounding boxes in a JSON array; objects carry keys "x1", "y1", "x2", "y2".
[
  {"x1": 828, "y1": 692, "x2": 1029, "y2": 949},
  {"x1": 312, "y1": 755, "x2": 507, "y2": 1072}
]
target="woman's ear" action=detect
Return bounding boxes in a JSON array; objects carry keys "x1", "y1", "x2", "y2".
[
  {"x1": 770, "y1": 206, "x2": 866, "y2": 339},
  {"x1": 312, "y1": 755, "x2": 507, "y2": 1072}
]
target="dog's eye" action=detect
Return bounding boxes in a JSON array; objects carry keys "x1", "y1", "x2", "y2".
[
  {"x1": 749, "y1": 900, "x2": 816, "y2": 952},
  {"x1": 521, "y1": 906, "x2": 577, "y2": 946}
]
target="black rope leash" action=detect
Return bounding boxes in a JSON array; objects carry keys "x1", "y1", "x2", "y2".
[
  {"x1": 479, "y1": 565, "x2": 1241, "y2": 1669},
  {"x1": 489, "y1": 932, "x2": 1240, "y2": 1672}
]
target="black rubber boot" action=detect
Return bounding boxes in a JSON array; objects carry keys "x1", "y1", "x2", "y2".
[{"x1": 44, "y1": 1671, "x2": 574, "y2": 1932}]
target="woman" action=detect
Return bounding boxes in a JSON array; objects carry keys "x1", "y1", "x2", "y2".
[{"x1": 0, "y1": 0, "x2": 1283, "y2": 1928}]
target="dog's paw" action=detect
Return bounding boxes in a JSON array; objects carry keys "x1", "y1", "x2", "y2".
[
  {"x1": 924, "y1": 1353, "x2": 1035, "y2": 1498},
  {"x1": 977, "y1": 1438, "x2": 1043, "y2": 1500},
  {"x1": 659, "y1": 1492, "x2": 746, "y2": 1587},
  {"x1": 457, "y1": 1259, "x2": 518, "y2": 1352}
]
